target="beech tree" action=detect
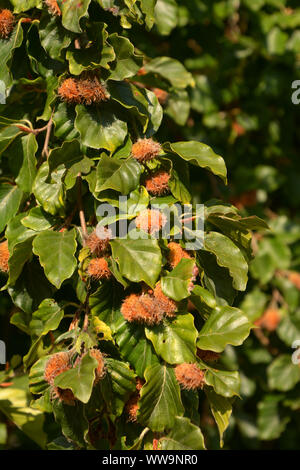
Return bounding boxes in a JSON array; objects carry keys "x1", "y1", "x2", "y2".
[{"x1": 0, "y1": 0, "x2": 267, "y2": 449}]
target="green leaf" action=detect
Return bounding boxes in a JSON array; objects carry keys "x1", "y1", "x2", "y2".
[
  {"x1": 39, "y1": 13, "x2": 74, "y2": 60},
  {"x1": 161, "y1": 258, "x2": 195, "y2": 301},
  {"x1": 7, "y1": 237, "x2": 34, "y2": 286},
  {"x1": 139, "y1": 0, "x2": 156, "y2": 30},
  {"x1": 0, "y1": 376, "x2": 46, "y2": 448},
  {"x1": 75, "y1": 104, "x2": 127, "y2": 152},
  {"x1": 0, "y1": 184, "x2": 23, "y2": 233},
  {"x1": 38, "y1": 76, "x2": 59, "y2": 121},
  {"x1": 10, "y1": 0, "x2": 41, "y2": 12},
  {"x1": 205, "y1": 388, "x2": 232, "y2": 447},
  {"x1": 32, "y1": 229, "x2": 77, "y2": 288},
  {"x1": 165, "y1": 89, "x2": 190, "y2": 126},
  {"x1": 160, "y1": 416, "x2": 206, "y2": 450},
  {"x1": 52, "y1": 400, "x2": 88, "y2": 447},
  {"x1": 14, "y1": 134, "x2": 38, "y2": 193},
  {"x1": 29, "y1": 355, "x2": 52, "y2": 395},
  {"x1": 95, "y1": 154, "x2": 141, "y2": 194},
  {"x1": 32, "y1": 162, "x2": 65, "y2": 216},
  {"x1": 110, "y1": 236, "x2": 162, "y2": 288},
  {"x1": 89, "y1": 283, "x2": 123, "y2": 333},
  {"x1": 66, "y1": 23, "x2": 114, "y2": 75},
  {"x1": 204, "y1": 232, "x2": 248, "y2": 291},
  {"x1": 138, "y1": 363, "x2": 184, "y2": 431},
  {"x1": 145, "y1": 314, "x2": 197, "y2": 364},
  {"x1": 107, "y1": 33, "x2": 143, "y2": 80},
  {"x1": 29, "y1": 299, "x2": 63, "y2": 337},
  {"x1": 164, "y1": 141, "x2": 227, "y2": 184},
  {"x1": 258, "y1": 395, "x2": 290, "y2": 441},
  {"x1": 104, "y1": 358, "x2": 136, "y2": 416},
  {"x1": 21, "y1": 207, "x2": 55, "y2": 232},
  {"x1": 6, "y1": 213, "x2": 36, "y2": 251},
  {"x1": 197, "y1": 306, "x2": 252, "y2": 352},
  {"x1": 48, "y1": 139, "x2": 82, "y2": 174},
  {"x1": 204, "y1": 366, "x2": 240, "y2": 398},
  {"x1": 145, "y1": 57, "x2": 194, "y2": 89},
  {"x1": 54, "y1": 352, "x2": 98, "y2": 403},
  {"x1": 53, "y1": 102, "x2": 79, "y2": 141},
  {"x1": 0, "y1": 124, "x2": 21, "y2": 157},
  {"x1": 154, "y1": 0, "x2": 178, "y2": 35},
  {"x1": 110, "y1": 81, "x2": 152, "y2": 133},
  {"x1": 61, "y1": 0, "x2": 91, "y2": 33},
  {"x1": 189, "y1": 285, "x2": 216, "y2": 320},
  {"x1": 8, "y1": 259, "x2": 55, "y2": 315},
  {"x1": 115, "y1": 318, "x2": 159, "y2": 376},
  {"x1": 267, "y1": 355, "x2": 300, "y2": 392},
  {"x1": 0, "y1": 19, "x2": 23, "y2": 87}
]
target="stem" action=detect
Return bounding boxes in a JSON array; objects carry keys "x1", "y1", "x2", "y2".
[
  {"x1": 77, "y1": 172, "x2": 88, "y2": 243},
  {"x1": 42, "y1": 115, "x2": 53, "y2": 159}
]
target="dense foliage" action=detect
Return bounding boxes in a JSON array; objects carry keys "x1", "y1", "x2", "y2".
[
  {"x1": 0, "y1": 0, "x2": 299, "y2": 451},
  {"x1": 134, "y1": 0, "x2": 300, "y2": 449}
]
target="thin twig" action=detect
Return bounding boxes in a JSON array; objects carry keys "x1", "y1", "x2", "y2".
[
  {"x1": 42, "y1": 114, "x2": 53, "y2": 159},
  {"x1": 77, "y1": 172, "x2": 88, "y2": 243}
]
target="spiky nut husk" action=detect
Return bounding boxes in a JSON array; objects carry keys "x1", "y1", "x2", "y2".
[
  {"x1": 131, "y1": 138, "x2": 161, "y2": 162},
  {"x1": 44, "y1": 352, "x2": 71, "y2": 385},
  {"x1": 90, "y1": 348, "x2": 106, "y2": 383},
  {"x1": 121, "y1": 293, "x2": 164, "y2": 326},
  {"x1": 45, "y1": 0, "x2": 61, "y2": 16},
  {"x1": 58, "y1": 78, "x2": 81, "y2": 104},
  {"x1": 144, "y1": 170, "x2": 170, "y2": 196},
  {"x1": 86, "y1": 228, "x2": 111, "y2": 256},
  {"x1": 87, "y1": 258, "x2": 111, "y2": 280},
  {"x1": 135, "y1": 209, "x2": 167, "y2": 234},
  {"x1": 125, "y1": 394, "x2": 139, "y2": 422},
  {"x1": 0, "y1": 240, "x2": 9, "y2": 273},
  {"x1": 167, "y1": 241, "x2": 191, "y2": 268},
  {"x1": 0, "y1": 9, "x2": 14, "y2": 38},
  {"x1": 175, "y1": 363, "x2": 205, "y2": 390},
  {"x1": 76, "y1": 77, "x2": 108, "y2": 105},
  {"x1": 153, "y1": 283, "x2": 177, "y2": 318}
]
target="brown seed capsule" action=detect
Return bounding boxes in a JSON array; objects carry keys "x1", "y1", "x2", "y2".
[
  {"x1": 76, "y1": 77, "x2": 109, "y2": 105},
  {"x1": 87, "y1": 258, "x2": 111, "y2": 280},
  {"x1": 131, "y1": 138, "x2": 161, "y2": 162},
  {"x1": 121, "y1": 293, "x2": 163, "y2": 326},
  {"x1": 45, "y1": 0, "x2": 61, "y2": 16},
  {"x1": 167, "y1": 242, "x2": 191, "y2": 269},
  {"x1": 89, "y1": 348, "x2": 106, "y2": 383},
  {"x1": 175, "y1": 363, "x2": 205, "y2": 390},
  {"x1": 121, "y1": 284, "x2": 177, "y2": 326},
  {"x1": 144, "y1": 170, "x2": 170, "y2": 196},
  {"x1": 58, "y1": 78, "x2": 81, "y2": 104},
  {"x1": 135, "y1": 209, "x2": 167, "y2": 235},
  {"x1": 86, "y1": 228, "x2": 111, "y2": 257},
  {"x1": 0, "y1": 9, "x2": 14, "y2": 39},
  {"x1": 0, "y1": 240, "x2": 9, "y2": 273},
  {"x1": 44, "y1": 352, "x2": 71, "y2": 386},
  {"x1": 153, "y1": 283, "x2": 177, "y2": 318}
]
